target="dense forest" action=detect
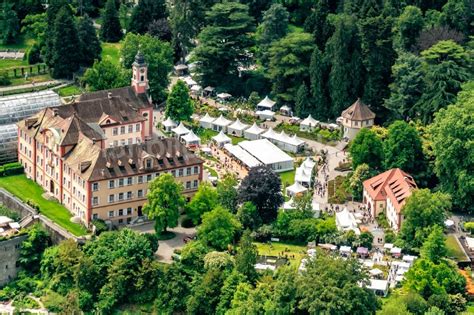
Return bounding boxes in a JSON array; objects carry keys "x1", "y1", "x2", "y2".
[{"x1": 0, "y1": 0, "x2": 473, "y2": 313}]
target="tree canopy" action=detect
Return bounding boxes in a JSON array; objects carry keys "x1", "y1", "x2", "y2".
[
  {"x1": 165, "y1": 80, "x2": 194, "y2": 122},
  {"x1": 143, "y1": 173, "x2": 186, "y2": 234},
  {"x1": 198, "y1": 206, "x2": 242, "y2": 250}
]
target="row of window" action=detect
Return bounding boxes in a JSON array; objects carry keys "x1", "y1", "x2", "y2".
[
  {"x1": 109, "y1": 137, "x2": 142, "y2": 148},
  {"x1": 91, "y1": 207, "x2": 133, "y2": 220},
  {"x1": 112, "y1": 124, "x2": 141, "y2": 136},
  {"x1": 99, "y1": 166, "x2": 201, "y2": 191}
]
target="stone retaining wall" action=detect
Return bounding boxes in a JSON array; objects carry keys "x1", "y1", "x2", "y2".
[{"x1": 0, "y1": 188, "x2": 86, "y2": 244}]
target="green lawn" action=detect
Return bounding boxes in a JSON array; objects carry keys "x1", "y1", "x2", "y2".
[
  {"x1": 9, "y1": 73, "x2": 52, "y2": 86},
  {"x1": 446, "y1": 234, "x2": 468, "y2": 261},
  {"x1": 288, "y1": 24, "x2": 304, "y2": 33},
  {"x1": 0, "y1": 59, "x2": 28, "y2": 70},
  {"x1": 197, "y1": 128, "x2": 245, "y2": 145},
  {"x1": 279, "y1": 169, "x2": 295, "y2": 186},
  {"x1": 255, "y1": 241, "x2": 307, "y2": 268},
  {"x1": 0, "y1": 175, "x2": 87, "y2": 236},
  {"x1": 101, "y1": 42, "x2": 122, "y2": 65},
  {"x1": 57, "y1": 85, "x2": 83, "y2": 97},
  {"x1": 204, "y1": 166, "x2": 218, "y2": 177}
]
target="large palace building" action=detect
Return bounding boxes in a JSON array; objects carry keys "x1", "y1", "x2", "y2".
[{"x1": 16, "y1": 52, "x2": 203, "y2": 227}]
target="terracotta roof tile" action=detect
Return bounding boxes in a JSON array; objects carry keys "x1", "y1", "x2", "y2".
[{"x1": 341, "y1": 98, "x2": 376, "y2": 121}]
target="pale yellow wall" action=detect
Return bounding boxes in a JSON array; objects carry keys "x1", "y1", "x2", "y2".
[{"x1": 102, "y1": 122, "x2": 143, "y2": 147}]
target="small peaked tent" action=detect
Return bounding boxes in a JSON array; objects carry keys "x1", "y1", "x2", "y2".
[
  {"x1": 171, "y1": 122, "x2": 190, "y2": 137},
  {"x1": 227, "y1": 119, "x2": 249, "y2": 137},
  {"x1": 212, "y1": 130, "x2": 231, "y2": 147},
  {"x1": 199, "y1": 113, "x2": 216, "y2": 129},
  {"x1": 300, "y1": 114, "x2": 319, "y2": 131},
  {"x1": 286, "y1": 182, "x2": 308, "y2": 197},
  {"x1": 244, "y1": 122, "x2": 265, "y2": 140},
  {"x1": 181, "y1": 130, "x2": 201, "y2": 147},
  {"x1": 162, "y1": 117, "x2": 177, "y2": 132},
  {"x1": 212, "y1": 114, "x2": 232, "y2": 132},
  {"x1": 255, "y1": 110, "x2": 275, "y2": 120},
  {"x1": 257, "y1": 96, "x2": 276, "y2": 111},
  {"x1": 261, "y1": 127, "x2": 277, "y2": 139}
]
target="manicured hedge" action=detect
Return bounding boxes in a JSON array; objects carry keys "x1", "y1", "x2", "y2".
[{"x1": 0, "y1": 162, "x2": 24, "y2": 177}]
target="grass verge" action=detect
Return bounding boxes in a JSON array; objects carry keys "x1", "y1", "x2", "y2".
[
  {"x1": 446, "y1": 234, "x2": 468, "y2": 261},
  {"x1": 254, "y1": 241, "x2": 307, "y2": 268},
  {"x1": 0, "y1": 175, "x2": 87, "y2": 236},
  {"x1": 279, "y1": 169, "x2": 295, "y2": 186},
  {"x1": 101, "y1": 42, "x2": 122, "y2": 65}
]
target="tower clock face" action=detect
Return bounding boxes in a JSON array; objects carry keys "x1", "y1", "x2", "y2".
[{"x1": 140, "y1": 68, "x2": 145, "y2": 73}]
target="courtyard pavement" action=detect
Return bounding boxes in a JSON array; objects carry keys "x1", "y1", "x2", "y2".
[{"x1": 129, "y1": 222, "x2": 197, "y2": 263}]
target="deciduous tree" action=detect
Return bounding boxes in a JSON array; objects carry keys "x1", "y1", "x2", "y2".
[
  {"x1": 394, "y1": 6, "x2": 424, "y2": 51},
  {"x1": 82, "y1": 60, "x2": 130, "y2": 91},
  {"x1": 121, "y1": 33, "x2": 173, "y2": 102},
  {"x1": 349, "y1": 128, "x2": 384, "y2": 170},
  {"x1": 186, "y1": 182, "x2": 218, "y2": 225},
  {"x1": 198, "y1": 206, "x2": 241, "y2": 250},
  {"x1": 0, "y1": 1, "x2": 20, "y2": 44},
  {"x1": 399, "y1": 189, "x2": 451, "y2": 250},
  {"x1": 238, "y1": 166, "x2": 284, "y2": 224},
  {"x1": 165, "y1": 80, "x2": 194, "y2": 122},
  {"x1": 257, "y1": 3, "x2": 289, "y2": 66},
  {"x1": 235, "y1": 230, "x2": 258, "y2": 281},
  {"x1": 430, "y1": 83, "x2": 474, "y2": 212},
  {"x1": 217, "y1": 173, "x2": 239, "y2": 213},
  {"x1": 143, "y1": 173, "x2": 186, "y2": 234}
]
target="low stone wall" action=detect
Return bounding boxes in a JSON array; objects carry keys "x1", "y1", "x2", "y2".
[{"x1": 0, "y1": 188, "x2": 87, "y2": 244}]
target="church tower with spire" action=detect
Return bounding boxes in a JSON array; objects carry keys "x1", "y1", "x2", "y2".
[{"x1": 131, "y1": 50, "x2": 149, "y2": 96}]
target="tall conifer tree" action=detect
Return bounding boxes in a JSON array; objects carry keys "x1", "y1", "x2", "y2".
[
  {"x1": 50, "y1": 6, "x2": 81, "y2": 78},
  {"x1": 100, "y1": 0, "x2": 122, "y2": 42},
  {"x1": 77, "y1": 15, "x2": 102, "y2": 67}
]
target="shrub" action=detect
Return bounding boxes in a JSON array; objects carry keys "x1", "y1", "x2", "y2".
[
  {"x1": 0, "y1": 205, "x2": 20, "y2": 221},
  {"x1": 27, "y1": 44, "x2": 42, "y2": 65},
  {"x1": 464, "y1": 222, "x2": 474, "y2": 234},
  {"x1": 42, "y1": 291, "x2": 67, "y2": 313},
  {"x1": 92, "y1": 219, "x2": 108, "y2": 235},
  {"x1": 0, "y1": 162, "x2": 24, "y2": 176},
  {"x1": 0, "y1": 72, "x2": 11, "y2": 86},
  {"x1": 181, "y1": 216, "x2": 195, "y2": 228}
]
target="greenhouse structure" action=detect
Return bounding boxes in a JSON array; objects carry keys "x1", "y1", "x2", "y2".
[{"x1": 0, "y1": 90, "x2": 61, "y2": 164}]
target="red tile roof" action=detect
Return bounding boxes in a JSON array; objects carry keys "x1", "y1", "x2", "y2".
[{"x1": 363, "y1": 168, "x2": 417, "y2": 213}]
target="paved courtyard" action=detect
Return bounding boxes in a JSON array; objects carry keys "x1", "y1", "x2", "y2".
[{"x1": 129, "y1": 222, "x2": 196, "y2": 263}]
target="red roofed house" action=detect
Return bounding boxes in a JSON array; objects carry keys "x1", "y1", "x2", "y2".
[{"x1": 362, "y1": 168, "x2": 417, "y2": 231}]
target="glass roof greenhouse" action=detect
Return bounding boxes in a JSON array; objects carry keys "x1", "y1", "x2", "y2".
[
  {"x1": 0, "y1": 90, "x2": 61, "y2": 125},
  {"x1": 0, "y1": 90, "x2": 61, "y2": 164},
  {"x1": 0, "y1": 124, "x2": 19, "y2": 165}
]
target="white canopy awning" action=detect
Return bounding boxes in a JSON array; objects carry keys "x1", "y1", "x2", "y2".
[
  {"x1": 213, "y1": 115, "x2": 232, "y2": 127},
  {"x1": 369, "y1": 268, "x2": 383, "y2": 276},
  {"x1": 261, "y1": 127, "x2": 277, "y2": 139},
  {"x1": 183, "y1": 77, "x2": 197, "y2": 86},
  {"x1": 191, "y1": 85, "x2": 202, "y2": 92},
  {"x1": 245, "y1": 122, "x2": 264, "y2": 135},
  {"x1": 256, "y1": 110, "x2": 275, "y2": 117},
  {"x1": 340, "y1": 246, "x2": 352, "y2": 253},
  {"x1": 162, "y1": 117, "x2": 177, "y2": 128},
  {"x1": 228, "y1": 119, "x2": 249, "y2": 131},
  {"x1": 286, "y1": 182, "x2": 308, "y2": 195},
  {"x1": 182, "y1": 130, "x2": 201, "y2": 144},
  {"x1": 171, "y1": 122, "x2": 190, "y2": 136},
  {"x1": 300, "y1": 114, "x2": 319, "y2": 127},
  {"x1": 257, "y1": 96, "x2": 276, "y2": 109},
  {"x1": 217, "y1": 93, "x2": 232, "y2": 100},
  {"x1": 212, "y1": 130, "x2": 231, "y2": 144},
  {"x1": 199, "y1": 113, "x2": 216, "y2": 124},
  {"x1": 224, "y1": 143, "x2": 261, "y2": 168}
]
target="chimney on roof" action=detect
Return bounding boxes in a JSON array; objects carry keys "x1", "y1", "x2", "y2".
[
  {"x1": 52, "y1": 108, "x2": 58, "y2": 117},
  {"x1": 108, "y1": 92, "x2": 112, "y2": 99}
]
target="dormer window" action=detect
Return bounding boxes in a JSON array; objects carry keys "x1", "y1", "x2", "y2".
[{"x1": 145, "y1": 159, "x2": 152, "y2": 169}]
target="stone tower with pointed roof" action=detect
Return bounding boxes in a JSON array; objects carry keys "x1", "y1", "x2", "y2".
[
  {"x1": 131, "y1": 50, "x2": 149, "y2": 96},
  {"x1": 340, "y1": 98, "x2": 376, "y2": 140}
]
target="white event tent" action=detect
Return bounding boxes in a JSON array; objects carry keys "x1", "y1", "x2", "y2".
[
  {"x1": 171, "y1": 122, "x2": 190, "y2": 138},
  {"x1": 223, "y1": 143, "x2": 261, "y2": 169},
  {"x1": 336, "y1": 208, "x2": 360, "y2": 235},
  {"x1": 238, "y1": 139, "x2": 293, "y2": 172},
  {"x1": 212, "y1": 115, "x2": 232, "y2": 132},
  {"x1": 212, "y1": 130, "x2": 231, "y2": 147},
  {"x1": 199, "y1": 113, "x2": 216, "y2": 129},
  {"x1": 256, "y1": 109, "x2": 275, "y2": 120},
  {"x1": 181, "y1": 130, "x2": 201, "y2": 147},
  {"x1": 162, "y1": 117, "x2": 177, "y2": 132},
  {"x1": 244, "y1": 122, "x2": 265, "y2": 140},
  {"x1": 285, "y1": 182, "x2": 308, "y2": 197},
  {"x1": 257, "y1": 96, "x2": 276, "y2": 111},
  {"x1": 227, "y1": 119, "x2": 249, "y2": 137},
  {"x1": 300, "y1": 114, "x2": 319, "y2": 131}
]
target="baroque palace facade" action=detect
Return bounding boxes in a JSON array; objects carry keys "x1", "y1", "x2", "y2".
[{"x1": 16, "y1": 52, "x2": 203, "y2": 226}]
